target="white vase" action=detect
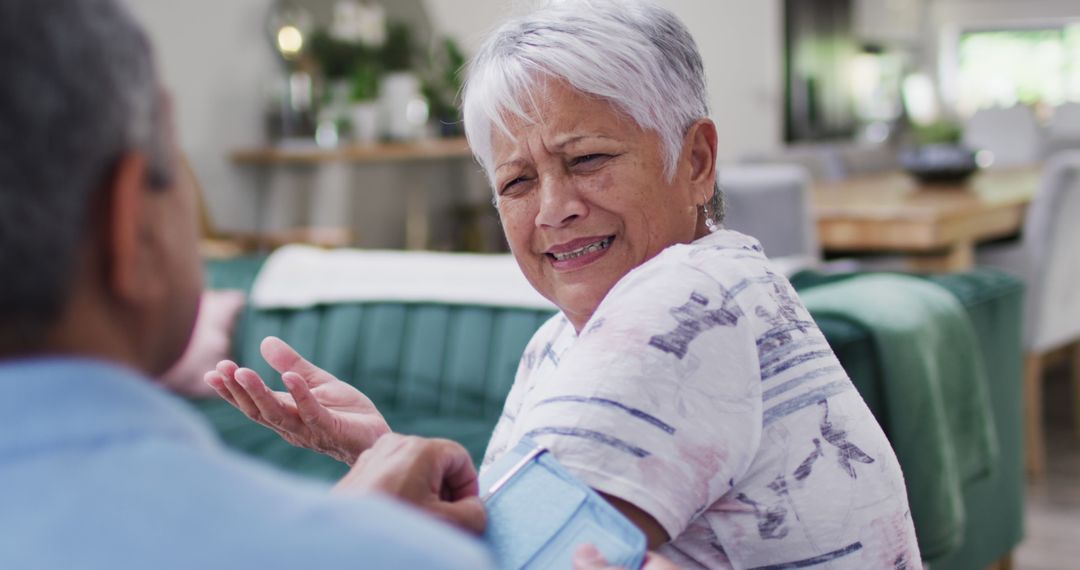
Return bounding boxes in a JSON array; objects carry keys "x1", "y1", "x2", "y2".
[
  {"x1": 350, "y1": 101, "x2": 380, "y2": 145},
  {"x1": 380, "y1": 71, "x2": 427, "y2": 141}
]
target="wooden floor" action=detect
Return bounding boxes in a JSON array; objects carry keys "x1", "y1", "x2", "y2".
[{"x1": 1015, "y1": 363, "x2": 1080, "y2": 570}]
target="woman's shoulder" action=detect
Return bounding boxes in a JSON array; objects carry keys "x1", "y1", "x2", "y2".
[
  {"x1": 622, "y1": 229, "x2": 776, "y2": 290},
  {"x1": 522, "y1": 311, "x2": 574, "y2": 351}
]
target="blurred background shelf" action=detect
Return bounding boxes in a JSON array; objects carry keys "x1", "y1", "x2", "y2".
[{"x1": 230, "y1": 137, "x2": 471, "y2": 165}]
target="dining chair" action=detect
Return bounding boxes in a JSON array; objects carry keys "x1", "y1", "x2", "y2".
[
  {"x1": 837, "y1": 143, "x2": 900, "y2": 178},
  {"x1": 963, "y1": 105, "x2": 1045, "y2": 168},
  {"x1": 1046, "y1": 102, "x2": 1080, "y2": 155},
  {"x1": 976, "y1": 150, "x2": 1080, "y2": 478},
  {"x1": 740, "y1": 145, "x2": 847, "y2": 182},
  {"x1": 718, "y1": 163, "x2": 820, "y2": 274}
]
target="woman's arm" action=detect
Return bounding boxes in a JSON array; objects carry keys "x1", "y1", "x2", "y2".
[{"x1": 600, "y1": 493, "x2": 671, "y2": 550}]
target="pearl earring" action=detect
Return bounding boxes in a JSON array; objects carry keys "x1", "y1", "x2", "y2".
[{"x1": 702, "y1": 202, "x2": 719, "y2": 233}]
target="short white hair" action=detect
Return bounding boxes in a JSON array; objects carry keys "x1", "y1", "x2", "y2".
[{"x1": 462, "y1": 0, "x2": 710, "y2": 187}]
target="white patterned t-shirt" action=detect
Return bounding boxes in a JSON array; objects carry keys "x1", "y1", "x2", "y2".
[{"x1": 481, "y1": 230, "x2": 920, "y2": 569}]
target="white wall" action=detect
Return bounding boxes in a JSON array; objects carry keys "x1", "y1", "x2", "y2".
[
  {"x1": 425, "y1": 0, "x2": 785, "y2": 161},
  {"x1": 133, "y1": 0, "x2": 784, "y2": 241},
  {"x1": 128, "y1": 0, "x2": 278, "y2": 233}
]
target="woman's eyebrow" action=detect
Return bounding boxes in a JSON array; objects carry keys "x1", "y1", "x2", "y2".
[
  {"x1": 495, "y1": 158, "x2": 528, "y2": 173},
  {"x1": 549, "y1": 134, "x2": 616, "y2": 151},
  {"x1": 495, "y1": 134, "x2": 619, "y2": 172}
]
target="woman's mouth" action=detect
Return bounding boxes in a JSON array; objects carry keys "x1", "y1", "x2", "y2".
[
  {"x1": 549, "y1": 237, "x2": 613, "y2": 261},
  {"x1": 546, "y1": 236, "x2": 614, "y2": 269}
]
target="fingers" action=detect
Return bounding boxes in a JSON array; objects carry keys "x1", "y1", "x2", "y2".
[
  {"x1": 216, "y1": 360, "x2": 239, "y2": 378},
  {"x1": 204, "y1": 360, "x2": 241, "y2": 404},
  {"x1": 641, "y1": 552, "x2": 680, "y2": 570},
  {"x1": 261, "y1": 337, "x2": 323, "y2": 382},
  {"x1": 427, "y1": 496, "x2": 487, "y2": 536},
  {"x1": 236, "y1": 368, "x2": 302, "y2": 433},
  {"x1": 429, "y1": 439, "x2": 480, "y2": 501},
  {"x1": 203, "y1": 371, "x2": 236, "y2": 406},
  {"x1": 220, "y1": 369, "x2": 262, "y2": 421},
  {"x1": 572, "y1": 545, "x2": 677, "y2": 570},
  {"x1": 282, "y1": 372, "x2": 331, "y2": 427},
  {"x1": 573, "y1": 544, "x2": 614, "y2": 570}
]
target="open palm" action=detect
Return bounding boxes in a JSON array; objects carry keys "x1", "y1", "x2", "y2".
[{"x1": 205, "y1": 336, "x2": 390, "y2": 464}]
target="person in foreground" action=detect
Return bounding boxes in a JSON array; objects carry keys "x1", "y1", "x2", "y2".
[
  {"x1": 0, "y1": 1, "x2": 493, "y2": 568},
  {"x1": 210, "y1": 0, "x2": 922, "y2": 568}
]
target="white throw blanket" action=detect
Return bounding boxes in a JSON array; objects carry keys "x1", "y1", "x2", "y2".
[{"x1": 250, "y1": 245, "x2": 557, "y2": 310}]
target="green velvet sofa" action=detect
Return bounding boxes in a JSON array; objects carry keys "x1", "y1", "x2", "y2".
[{"x1": 192, "y1": 256, "x2": 1024, "y2": 569}]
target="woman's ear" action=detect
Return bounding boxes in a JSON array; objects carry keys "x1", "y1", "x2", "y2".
[{"x1": 684, "y1": 118, "x2": 719, "y2": 206}]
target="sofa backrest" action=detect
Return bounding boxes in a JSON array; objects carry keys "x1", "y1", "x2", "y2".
[{"x1": 233, "y1": 303, "x2": 556, "y2": 419}]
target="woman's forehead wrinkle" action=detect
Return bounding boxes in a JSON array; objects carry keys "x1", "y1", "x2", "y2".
[{"x1": 494, "y1": 131, "x2": 535, "y2": 172}]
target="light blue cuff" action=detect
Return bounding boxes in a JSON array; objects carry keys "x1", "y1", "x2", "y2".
[{"x1": 479, "y1": 437, "x2": 647, "y2": 569}]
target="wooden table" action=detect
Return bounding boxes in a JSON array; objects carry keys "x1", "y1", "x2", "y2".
[
  {"x1": 811, "y1": 166, "x2": 1041, "y2": 272},
  {"x1": 230, "y1": 138, "x2": 475, "y2": 250}
]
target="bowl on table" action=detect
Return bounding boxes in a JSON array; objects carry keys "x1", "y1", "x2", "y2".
[{"x1": 900, "y1": 145, "x2": 980, "y2": 185}]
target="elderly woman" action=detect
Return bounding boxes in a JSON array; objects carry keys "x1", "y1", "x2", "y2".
[{"x1": 207, "y1": 1, "x2": 920, "y2": 567}]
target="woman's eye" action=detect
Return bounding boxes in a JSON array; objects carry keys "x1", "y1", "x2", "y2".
[
  {"x1": 500, "y1": 176, "x2": 529, "y2": 195},
  {"x1": 570, "y1": 154, "x2": 611, "y2": 168}
]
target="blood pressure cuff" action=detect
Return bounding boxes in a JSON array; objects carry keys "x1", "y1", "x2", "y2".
[{"x1": 479, "y1": 437, "x2": 647, "y2": 569}]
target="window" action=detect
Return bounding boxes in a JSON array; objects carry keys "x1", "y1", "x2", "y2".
[{"x1": 955, "y1": 24, "x2": 1080, "y2": 116}]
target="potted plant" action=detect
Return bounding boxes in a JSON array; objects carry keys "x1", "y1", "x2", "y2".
[
  {"x1": 349, "y1": 61, "x2": 381, "y2": 144},
  {"x1": 379, "y1": 22, "x2": 426, "y2": 140},
  {"x1": 900, "y1": 120, "x2": 979, "y2": 183},
  {"x1": 422, "y1": 37, "x2": 467, "y2": 138},
  {"x1": 308, "y1": 1, "x2": 388, "y2": 145}
]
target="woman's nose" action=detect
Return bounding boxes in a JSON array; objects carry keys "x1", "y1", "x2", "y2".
[{"x1": 535, "y1": 175, "x2": 588, "y2": 228}]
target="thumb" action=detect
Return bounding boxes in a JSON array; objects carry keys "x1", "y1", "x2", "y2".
[{"x1": 426, "y1": 496, "x2": 487, "y2": 536}]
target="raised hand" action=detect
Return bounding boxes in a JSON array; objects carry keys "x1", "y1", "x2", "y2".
[
  {"x1": 334, "y1": 434, "x2": 487, "y2": 535},
  {"x1": 204, "y1": 336, "x2": 390, "y2": 464}
]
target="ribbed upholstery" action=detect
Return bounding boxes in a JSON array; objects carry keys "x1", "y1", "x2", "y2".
[
  {"x1": 195, "y1": 256, "x2": 556, "y2": 478},
  {"x1": 230, "y1": 303, "x2": 554, "y2": 413}
]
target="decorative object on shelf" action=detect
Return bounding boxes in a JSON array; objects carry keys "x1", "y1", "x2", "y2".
[
  {"x1": 309, "y1": 1, "x2": 387, "y2": 146},
  {"x1": 331, "y1": 0, "x2": 386, "y2": 47},
  {"x1": 264, "y1": 0, "x2": 316, "y2": 143},
  {"x1": 422, "y1": 37, "x2": 467, "y2": 137},
  {"x1": 380, "y1": 22, "x2": 427, "y2": 141},
  {"x1": 349, "y1": 62, "x2": 381, "y2": 144},
  {"x1": 263, "y1": 71, "x2": 317, "y2": 143},
  {"x1": 263, "y1": 1, "x2": 442, "y2": 144}
]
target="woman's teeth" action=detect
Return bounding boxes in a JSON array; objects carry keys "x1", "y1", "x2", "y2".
[{"x1": 551, "y1": 237, "x2": 613, "y2": 261}]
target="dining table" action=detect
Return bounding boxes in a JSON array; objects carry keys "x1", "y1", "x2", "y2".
[{"x1": 810, "y1": 165, "x2": 1042, "y2": 272}]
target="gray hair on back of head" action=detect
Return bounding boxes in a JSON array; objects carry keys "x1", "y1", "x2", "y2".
[
  {"x1": 462, "y1": 0, "x2": 710, "y2": 188},
  {"x1": 0, "y1": 0, "x2": 171, "y2": 351}
]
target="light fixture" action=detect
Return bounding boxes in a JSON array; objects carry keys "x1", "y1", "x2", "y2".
[{"x1": 266, "y1": 0, "x2": 313, "y2": 63}]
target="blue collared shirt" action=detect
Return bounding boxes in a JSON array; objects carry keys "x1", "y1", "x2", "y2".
[{"x1": 0, "y1": 357, "x2": 492, "y2": 569}]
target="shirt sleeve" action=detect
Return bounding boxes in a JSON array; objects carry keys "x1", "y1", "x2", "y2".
[
  {"x1": 480, "y1": 313, "x2": 569, "y2": 470},
  {"x1": 510, "y1": 258, "x2": 764, "y2": 539}
]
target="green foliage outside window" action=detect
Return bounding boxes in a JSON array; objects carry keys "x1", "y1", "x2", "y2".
[{"x1": 957, "y1": 24, "x2": 1080, "y2": 115}]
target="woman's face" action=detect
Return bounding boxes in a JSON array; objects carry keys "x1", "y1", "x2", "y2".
[{"x1": 492, "y1": 80, "x2": 716, "y2": 331}]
